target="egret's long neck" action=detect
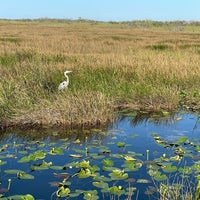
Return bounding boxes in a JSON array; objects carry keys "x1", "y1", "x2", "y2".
[{"x1": 66, "y1": 75, "x2": 69, "y2": 84}]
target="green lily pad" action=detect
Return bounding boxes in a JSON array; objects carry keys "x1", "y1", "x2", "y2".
[
  {"x1": 17, "y1": 172, "x2": 34, "y2": 180},
  {"x1": 69, "y1": 154, "x2": 83, "y2": 158},
  {"x1": 89, "y1": 153, "x2": 105, "y2": 159},
  {"x1": 93, "y1": 175, "x2": 111, "y2": 182},
  {"x1": 109, "y1": 186, "x2": 125, "y2": 196},
  {"x1": 109, "y1": 169, "x2": 128, "y2": 180},
  {"x1": 123, "y1": 163, "x2": 139, "y2": 172},
  {"x1": 65, "y1": 161, "x2": 78, "y2": 168},
  {"x1": 137, "y1": 179, "x2": 151, "y2": 183},
  {"x1": 5, "y1": 169, "x2": 24, "y2": 174},
  {"x1": 92, "y1": 181, "x2": 109, "y2": 189},
  {"x1": 56, "y1": 186, "x2": 70, "y2": 198},
  {"x1": 83, "y1": 190, "x2": 99, "y2": 200},
  {"x1": 178, "y1": 166, "x2": 193, "y2": 175},
  {"x1": 31, "y1": 161, "x2": 52, "y2": 171},
  {"x1": 162, "y1": 165, "x2": 177, "y2": 173},
  {"x1": 77, "y1": 168, "x2": 93, "y2": 178},
  {"x1": 110, "y1": 153, "x2": 124, "y2": 159},
  {"x1": 153, "y1": 173, "x2": 167, "y2": 181},
  {"x1": 177, "y1": 137, "x2": 188, "y2": 144},
  {"x1": 0, "y1": 160, "x2": 7, "y2": 165},
  {"x1": 49, "y1": 147, "x2": 63, "y2": 155},
  {"x1": 29, "y1": 151, "x2": 46, "y2": 161},
  {"x1": 102, "y1": 166, "x2": 119, "y2": 172},
  {"x1": 72, "y1": 148, "x2": 86, "y2": 154},
  {"x1": 76, "y1": 160, "x2": 90, "y2": 168},
  {"x1": 5, "y1": 194, "x2": 35, "y2": 200},
  {"x1": 195, "y1": 146, "x2": 200, "y2": 152},
  {"x1": 69, "y1": 193, "x2": 80, "y2": 198},
  {"x1": 102, "y1": 159, "x2": 114, "y2": 167},
  {"x1": 124, "y1": 155, "x2": 136, "y2": 161},
  {"x1": 50, "y1": 165, "x2": 65, "y2": 170},
  {"x1": 18, "y1": 156, "x2": 31, "y2": 163},
  {"x1": 117, "y1": 142, "x2": 126, "y2": 148}
]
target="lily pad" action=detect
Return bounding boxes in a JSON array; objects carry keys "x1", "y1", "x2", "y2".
[
  {"x1": 92, "y1": 181, "x2": 109, "y2": 189},
  {"x1": 0, "y1": 160, "x2": 7, "y2": 165},
  {"x1": 123, "y1": 163, "x2": 139, "y2": 172},
  {"x1": 18, "y1": 156, "x2": 31, "y2": 163},
  {"x1": 117, "y1": 142, "x2": 126, "y2": 148},
  {"x1": 153, "y1": 173, "x2": 167, "y2": 181},
  {"x1": 56, "y1": 186, "x2": 70, "y2": 198},
  {"x1": 49, "y1": 147, "x2": 63, "y2": 155},
  {"x1": 31, "y1": 161, "x2": 52, "y2": 171},
  {"x1": 162, "y1": 165, "x2": 177, "y2": 173},
  {"x1": 50, "y1": 165, "x2": 66, "y2": 170},
  {"x1": 137, "y1": 179, "x2": 151, "y2": 183},
  {"x1": 93, "y1": 175, "x2": 111, "y2": 182},
  {"x1": 109, "y1": 186, "x2": 125, "y2": 196},
  {"x1": 178, "y1": 166, "x2": 193, "y2": 175},
  {"x1": 69, "y1": 154, "x2": 83, "y2": 158},
  {"x1": 17, "y1": 172, "x2": 34, "y2": 180},
  {"x1": 83, "y1": 190, "x2": 99, "y2": 200},
  {"x1": 77, "y1": 168, "x2": 93, "y2": 178},
  {"x1": 102, "y1": 159, "x2": 114, "y2": 167},
  {"x1": 5, "y1": 169, "x2": 24, "y2": 174},
  {"x1": 109, "y1": 169, "x2": 128, "y2": 180},
  {"x1": 28, "y1": 151, "x2": 46, "y2": 161},
  {"x1": 177, "y1": 137, "x2": 188, "y2": 144},
  {"x1": 4, "y1": 194, "x2": 35, "y2": 200}
]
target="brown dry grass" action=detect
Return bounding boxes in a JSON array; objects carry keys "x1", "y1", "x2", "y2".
[{"x1": 0, "y1": 20, "x2": 200, "y2": 128}]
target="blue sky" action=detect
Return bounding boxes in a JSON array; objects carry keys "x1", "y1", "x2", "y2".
[{"x1": 0, "y1": 0, "x2": 199, "y2": 21}]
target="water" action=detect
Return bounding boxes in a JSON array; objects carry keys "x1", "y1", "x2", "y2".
[{"x1": 0, "y1": 111, "x2": 199, "y2": 199}]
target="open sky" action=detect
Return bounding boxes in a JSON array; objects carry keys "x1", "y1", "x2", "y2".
[{"x1": 0, "y1": 0, "x2": 200, "y2": 22}]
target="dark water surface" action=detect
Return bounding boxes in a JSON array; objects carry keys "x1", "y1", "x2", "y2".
[{"x1": 0, "y1": 111, "x2": 199, "y2": 199}]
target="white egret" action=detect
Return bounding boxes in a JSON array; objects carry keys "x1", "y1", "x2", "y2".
[{"x1": 58, "y1": 70, "x2": 72, "y2": 90}]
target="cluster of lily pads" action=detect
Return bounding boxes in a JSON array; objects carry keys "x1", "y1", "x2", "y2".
[
  {"x1": 0, "y1": 125, "x2": 200, "y2": 199},
  {"x1": 147, "y1": 133, "x2": 200, "y2": 199}
]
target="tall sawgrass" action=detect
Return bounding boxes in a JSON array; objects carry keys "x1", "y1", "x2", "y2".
[{"x1": 0, "y1": 20, "x2": 200, "y2": 127}]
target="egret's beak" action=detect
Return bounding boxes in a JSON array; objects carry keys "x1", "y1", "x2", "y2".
[{"x1": 65, "y1": 70, "x2": 72, "y2": 74}]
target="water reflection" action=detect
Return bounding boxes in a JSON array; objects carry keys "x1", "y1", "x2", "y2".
[
  {"x1": 1, "y1": 110, "x2": 199, "y2": 141},
  {"x1": 0, "y1": 111, "x2": 199, "y2": 199},
  {"x1": 118, "y1": 110, "x2": 199, "y2": 127}
]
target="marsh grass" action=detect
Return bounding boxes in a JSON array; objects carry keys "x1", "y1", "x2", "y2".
[{"x1": 0, "y1": 20, "x2": 200, "y2": 127}]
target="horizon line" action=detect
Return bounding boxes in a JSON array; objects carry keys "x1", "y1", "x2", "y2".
[{"x1": 0, "y1": 17, "x2": 200, "y2": 23}]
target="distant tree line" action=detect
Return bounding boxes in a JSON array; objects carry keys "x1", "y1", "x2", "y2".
[{"x1": 0, "y1": 18, "x2": 199, "y2": 27}]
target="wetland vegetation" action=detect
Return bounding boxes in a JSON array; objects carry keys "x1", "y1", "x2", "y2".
[
  {"x1": 0, "y1": 19, "x2": 200, "y2": 129},
  {"x1": 0, "y1": 19, "x2": 200, "y2": 199}
]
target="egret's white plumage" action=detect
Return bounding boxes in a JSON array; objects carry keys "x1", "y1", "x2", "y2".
[{"x1": 58, "y1": 70, "x2": 72, "y2": 90}]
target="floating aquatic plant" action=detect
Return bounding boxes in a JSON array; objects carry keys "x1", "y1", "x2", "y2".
[
  {"x1": 1, "y1": 118, "x2": 200, "y2": 199},
  {"x1": 109, "y1": 169, "x2": 128, "y2": 180}
]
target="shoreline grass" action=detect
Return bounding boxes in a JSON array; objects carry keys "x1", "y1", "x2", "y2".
[{"x1": 0, "y1": 20, "x2": 200, "y2": 129}]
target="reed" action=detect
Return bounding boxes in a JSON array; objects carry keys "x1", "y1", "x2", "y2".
[{"x1": 0, "y1": 20, "x2": 200, "y2": 127}]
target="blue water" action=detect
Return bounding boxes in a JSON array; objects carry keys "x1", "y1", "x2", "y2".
[{"x1": 0, "y1": 111, "x2": 199, "y2": 199}]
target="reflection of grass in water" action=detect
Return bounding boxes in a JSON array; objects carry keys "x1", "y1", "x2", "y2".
[{"x1": 2, "y1": 119, "x2": 200, "y2": 199}]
